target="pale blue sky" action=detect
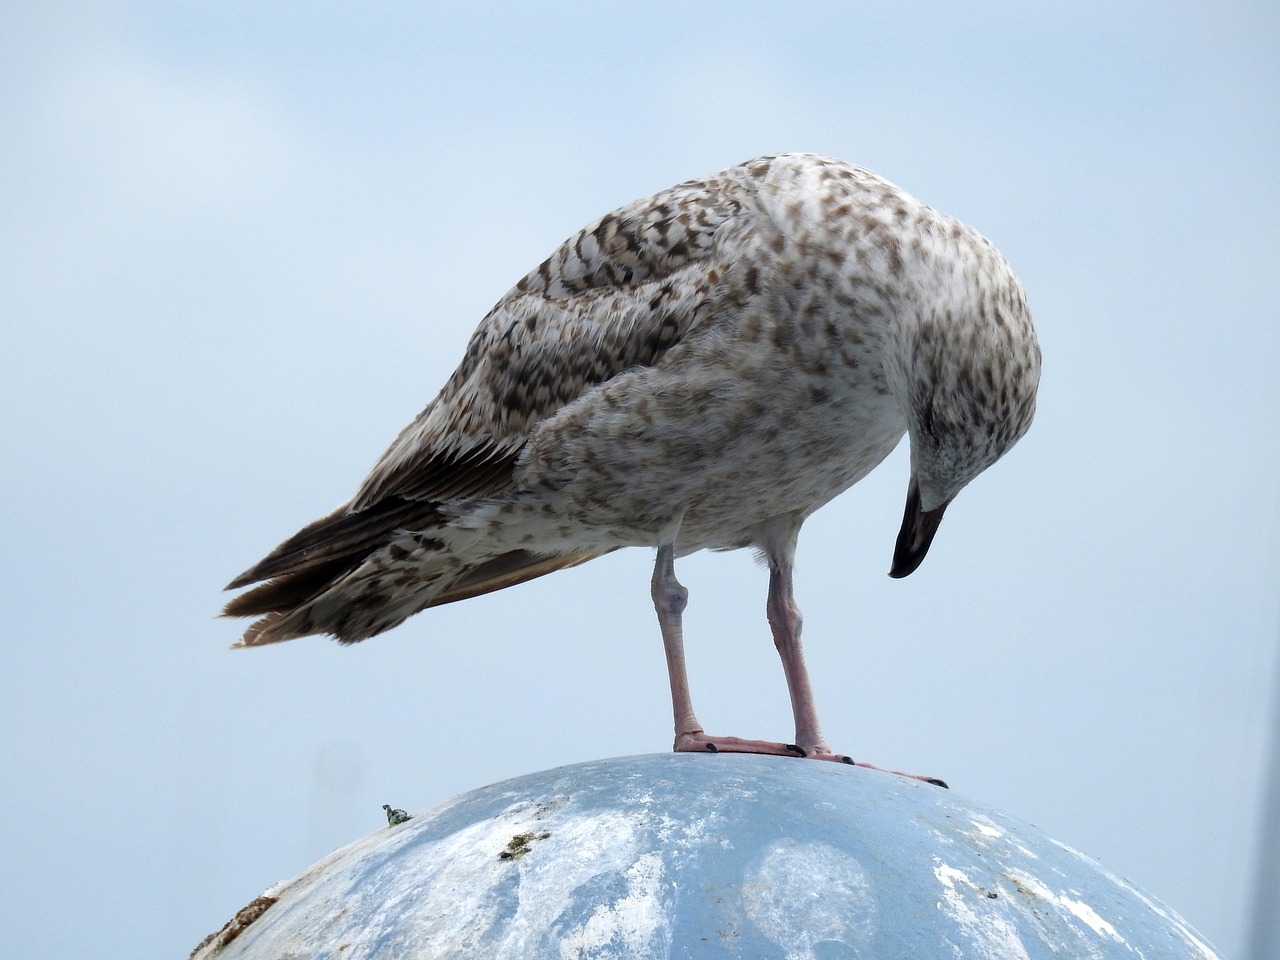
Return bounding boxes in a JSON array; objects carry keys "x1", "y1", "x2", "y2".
[{"x1": 2, "y1": 3, "x2": 1277, "y2": 957}]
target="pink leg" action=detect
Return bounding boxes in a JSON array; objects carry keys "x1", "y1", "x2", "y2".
[
  {"x1": 766, "y1": 560, "x2": 831, "y2": 756},
  {"x1": 652, "y1": 545, "x2": 800, "y2": 758},
  {"x1": 765, "y1": 546, "x2": 947, "y2": 787},
  {"x1": 653, "y1": 539, "x2": 946, "y2": 788}
]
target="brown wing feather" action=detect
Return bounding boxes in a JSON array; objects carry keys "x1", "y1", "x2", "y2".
[
  {"x1": 222, "y1": 495, "x2": 444, "y2": 624},
  {"x1": 349, "y1": 172, "x2": 751, "y2": 511},
  {"x1": 226, "y1": 496, "x2": 438, "y2": 590},
  {"x1": 222, "y1": 557, "x2": 355, "y2": 618},
  {"x1": 225, "y1": 167, "x2": 754, "y2": 635}
]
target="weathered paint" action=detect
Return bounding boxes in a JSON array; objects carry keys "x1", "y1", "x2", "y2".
[{"x1": 193, "y1": 754, "x2": 1223, "y2": 959}]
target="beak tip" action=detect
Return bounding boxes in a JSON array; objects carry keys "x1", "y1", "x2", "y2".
[
  {"x1": 887, "y1": 553, "x2": 924, "y2": 580},
  {"x1": 891, "y1": 484, "x2": 948, "y2": 580}
]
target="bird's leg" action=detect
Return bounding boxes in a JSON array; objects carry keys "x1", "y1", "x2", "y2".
[
  {"x1": 654, "y1": 538, "x2": 946, "y2": 784},
  {"x1": 765, "y1": 558, "x2": 830, "y2": 756},
  {"x1": 653, "y1": 544, "x2": 799, "y2": 757},
  {"x1": 652, "y1": 544, "x2": 700, "y2": 741},
  {"x1": 766, "y1": 539, "x2": 948, "y2": 787}
]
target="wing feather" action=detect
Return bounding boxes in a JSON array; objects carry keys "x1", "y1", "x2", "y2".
[
  {"x1": 225, "y1": 165, "x2": 764, "y2": 626},
  {"x1": 225, "y1": 495, "x2": 437, "y2": 590},
  {"x1": 350, "y1": 171, "x2": 755, "y2": 510}
]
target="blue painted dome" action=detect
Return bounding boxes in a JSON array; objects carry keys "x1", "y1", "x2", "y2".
[{"x1": 193, "y1": 754, "x2": 1222, "y2": 959}]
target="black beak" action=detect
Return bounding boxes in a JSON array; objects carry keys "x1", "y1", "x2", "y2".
[{"x1": 889, "y1": 480, "x2": 948, "y2": 579}]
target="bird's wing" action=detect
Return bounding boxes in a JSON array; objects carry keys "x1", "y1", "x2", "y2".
[
  {"x1": 348, "y1": 171, "x2": 756, "y2": 510},
  {"x1": 225, "y1": 170, "x2": 760, "y2": 596}
]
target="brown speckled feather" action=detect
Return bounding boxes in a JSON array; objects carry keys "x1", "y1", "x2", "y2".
[{"x1": 349, "y1": 174, "x2": 745, "y2": 511}]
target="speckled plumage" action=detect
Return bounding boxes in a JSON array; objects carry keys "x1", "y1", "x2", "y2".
[{"x1": 225, "y1": 154, "x2": 1040, "y2": 771}]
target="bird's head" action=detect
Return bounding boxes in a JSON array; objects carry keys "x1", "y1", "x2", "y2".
[{"x1": 886, "y1": 254, "x2": 1040, "y2": 578}]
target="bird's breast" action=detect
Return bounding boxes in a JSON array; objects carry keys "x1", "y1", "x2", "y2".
[{"x1": 515, "y1": 351, "x2": 906, "y2": 551}]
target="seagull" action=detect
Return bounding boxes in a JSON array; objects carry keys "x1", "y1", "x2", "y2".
[
  {"x1": 383, "y1": 804, "x2": 412, "y2": 826},
  {"x1": 224, "y1": 154, "x2": 1040, "y2": 783}
]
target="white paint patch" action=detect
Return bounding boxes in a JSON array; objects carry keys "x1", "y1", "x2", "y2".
[
  {"x1": 933, "y1": 863, "x2": 1031, "y2": 960},
  {"x1": 559, "y1": 853, "x2": 667, "y2": 959},
  {"x1": 1062, "y1": 897, "x2": 1120, "y2": 939},
  {"x1": 652, "y1": 811, "x2": 711, "y2": 852},
  {"x1": 493, "y1": 811, "x2": 670, "y2": 959},
  {"x1": 961, "y1": 814, "x2": 1038, "y2": 860},
  {"x1": 742, "y1": 838, "x2": 877, "y2": 960},
  {"x1": 972, "y1": 817, "x2": 1004, "y2": 839},
  {"x1": 1014, "y1": 874, "x2": 1118, "y2": 940},
  {"x1": 1047, "y1": 839, "x2": 1223, "y2": 960}
]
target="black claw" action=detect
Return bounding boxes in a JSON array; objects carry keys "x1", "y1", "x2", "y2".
[
  {"x1": 785, "y1": 744, "x2": 806, "y2": 757},
  {"x1": 840, "y1": 755, "x2": 855, "y2": 765},
  {"x1": 927, "y1": 778, "x2": 949, "y2": 789},
  {"x1": 705, "y1": 742, "x2": 718, "y2": 753}
]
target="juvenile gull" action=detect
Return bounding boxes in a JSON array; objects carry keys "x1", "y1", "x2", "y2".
[{"x1": 224, "y1": 154, "x2": 1040, "y2": 782}]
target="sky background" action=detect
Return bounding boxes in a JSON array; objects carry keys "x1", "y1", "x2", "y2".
[{"x1": 2, "y1": 2, "x2": 1278, "y2": 958}]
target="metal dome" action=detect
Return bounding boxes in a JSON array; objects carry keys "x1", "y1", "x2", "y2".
[{"x1": 192, "y1": 754, "x2": 1222, "y2": 959}]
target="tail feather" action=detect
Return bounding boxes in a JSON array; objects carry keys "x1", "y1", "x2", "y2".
[
  {"x1": 235, "y1": 612, "x2": 290, "y2": 648},
  {"x1": 226, "y1": 496, "x2": 437, "y2": 589},
  {"x1": 223, "y1": 495, "x2": 442, "y2": 645},
  {"x1": 225, "y1": 493, "x2": 613, "y2": 647},
  {"x1": 229, "y1": 546, "x2": 609, "y2": 649},
  {"x1": 222, "y1": 558, "x2": 355, "y2": 619}
]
